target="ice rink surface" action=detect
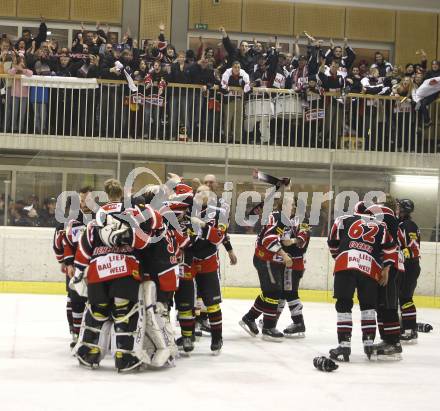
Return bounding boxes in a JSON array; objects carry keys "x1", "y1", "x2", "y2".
[{"x1": 1, "y1": 293, "x2": 440, "y2": 411}]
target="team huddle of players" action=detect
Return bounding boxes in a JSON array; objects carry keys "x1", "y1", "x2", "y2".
[
  {"x1": 53, "y1": 171, "x2": 421, "y2": 372},
  {"x1": 53, "y1": 174, "x2": 236, "y2": 372}
]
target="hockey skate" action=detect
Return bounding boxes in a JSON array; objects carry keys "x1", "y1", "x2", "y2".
[
  {"x1": 194, "y1": 321, "x2": 203, "y2": 338},
  {"x1": 181, "y1": 336, "x2": 195, "y2": 353},
  {"x1": 400, "y1": 329, "x2": 418, "y2": 344},
  {"x1": 262, "y1": 328, "x2": 284, "y2": 342},
  {"x1": 283, "y1": 322, "x2": 306, "y2": 338},
  {"x1": 176, "y1": 335, "x2": 196, "y2": 350},
  {"x1": 197, "y1": 316, "x2": 211, "y2": 334},
  {"x1": 76, "y1": 346, "x2": 101, "y2": 369},
  {"x1": 211, "y1": 336, "x2": 223, "y2": 355},
  {"x1": 115, "y1": 351, "x2": 143, "y2": 373},
  {"x1": 70, "y1": 333, "x2": 79, "y2": 350},
  {"x1": 363, "y1": 337, "x2": 375, "y2": 360},
  {"x1": 239, "y1": 316, "x2": 259, "y2": 337},
  {"x1": 329, "y1": 344, "x2": 351, "y2": 362},
  {"x1": 375, "y1": 341, "x2": 402, "y2": 360}
]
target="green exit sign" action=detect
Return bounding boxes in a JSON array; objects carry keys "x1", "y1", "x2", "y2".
[{"x1": 195, "y1": 23, "x2": 208, "y2": 30}]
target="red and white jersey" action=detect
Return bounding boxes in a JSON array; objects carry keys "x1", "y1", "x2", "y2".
[
  {"x1": 63, "y1": 219, "x2": 87, "y2": 265},
  {"x1": 281, "y1": 217, "x2": 311, "y2": 271},
  {"x1": 327, "y1": 213, "x2": 397, "y2": 282},
  {"x1": 53, "y1": 225, "x2": 66, "y2": 264},
  {"x1": 254, "y1": 211, "x2": 289, "y2": 263},
  {"x1": 192, "y1": 205, "x2": 227, "y2": 273},
  {"x1": 74, "y1": 202, "x2": 151, "y2": 284}
]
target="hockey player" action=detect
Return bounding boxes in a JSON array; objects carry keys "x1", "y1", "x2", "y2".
[
  {"x1": 161, "y1": 185, "x2": 197, "y2": 354},
  {"x1": 278, "y1": 214, "x2": 311, "y2": 337},
  {"x1": 366, "y1": 198, "x2": 403, "y2": 358},
  {"x1": 190, "y1": 184, "x2": 228, "y2": 354},
  {"x1": 53, "y1": 185, "x2": 93, "y2": 348},
  {"x1": 397, "y1": 199, "x2": 421, "y2": 343},
  {"x1": 72, "y1": 179, "x2": 152, "y2": 372},
  {"x1": 327, "y1": 207, "x2": 397, "y2": 362},
  {"x1": 135, "y1": 201, "x2": 181, "y2": 368},
  {"x1": 195, "y1": 174, "x2": 237, "y2": 337},
  {"x1": 240, "y1": 205, "x2": 293, "y2": 342}
]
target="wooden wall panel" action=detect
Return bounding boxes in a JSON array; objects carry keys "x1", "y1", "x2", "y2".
[
  {"x1": 294, "y1": 4, "x2": 345, "y2": 39},
  {"x1": 345, "y1": 7, "x2": 395, "y2": 42},
  {"x1": 242, "y1": 0, "x2": 293, "y2": 36},
  {"x1": 188, "y1": 0, "x2": 202, "y2": 29},
  {"x1": 0, "y1": 0, "x2": 17, "y2": 17},
  {"x1": 70, "y1": 0, "x2": 122, "y2": 24},
  {"x1": 201, "y1": 0, "x2": 242, "y2": 33},
  {"x1": 139, "y1": 0, "x2": 171, "y2": 41},
  {"x1": 438, "y1": 14, "x2": 440, "y2": 61},
  {"x1": 395, "y1": 11, "x2": 438, "y2": 66},
  {"x1": 17, "y1": 0, "x2": 69, "y2": 20}
]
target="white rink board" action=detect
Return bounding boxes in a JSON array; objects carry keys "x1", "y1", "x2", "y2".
[
  {"x1": 0, "y1": 226, "x2": 439, "y2": 295},
  {"x1": 0, "y1": 294, "x2": 440, "y2": 411}
]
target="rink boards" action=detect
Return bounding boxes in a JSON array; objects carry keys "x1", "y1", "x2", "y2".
[{"x1": 0, "y1": 226, "x2": 439, "y2": 307}]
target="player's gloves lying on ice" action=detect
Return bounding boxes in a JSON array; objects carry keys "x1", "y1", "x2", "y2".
[{"x1": 313, "y1": 356, "x2": 338, "y2": 372}]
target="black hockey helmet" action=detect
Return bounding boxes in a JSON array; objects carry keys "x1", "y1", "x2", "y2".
[
  {"x1": 397, "y1": 198, "x2": 414, "y2": 214},
  {"x1": 354, "y1": 201, "x2": 368, "y2": 215}
]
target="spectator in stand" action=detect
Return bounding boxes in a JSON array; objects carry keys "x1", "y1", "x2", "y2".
[
  {"x1": 361, "y1": 67, "x2": 388, "y2": 149},
  {"x1": 143, "y1": 60, "x2": 168, "y2": 138},
  {"x1": 346, "y1": 66, "x2": 363, "y2": 93},
  {"x1": 404, "y1": 63, "x2": 415, "y2": 78},
  {"x1": 250, "y1": 48, "x2": 279, "y2": 88},
  {"x1": 286, "y1": 35, "x2": 321, "y2": 92},
  {"x1": 220, "y1": 27, "x2": 254, "y2": 73},
  {"x1": 133, "y1": 59, "x2": 148, "y2": 81},
  {"x1": 370, "y1": 52, "x2": 393, "y2": 78},
  {"x1": 39, "y1": 197, "x2": 57, "y2": 227},
  {"x1": 149, "y1": 24, "x2": 175, "y2": 72},
  {"x1": 189, "y1": 57, "x2": 219, "y2": 140},
  {"x1": 167, "y1": 51, "x2": 192, "y2": 139},
  {"x1": 100, "y1": 44, "x2": 126, "y2": 137},
  {"x1": 221, "y1": 61, "x2": 251, "y2": 143},
  {"x1": 0, "y1": 194, "x2": 5, "y2": 225},
  {"x1": 76, "y1": 53, "x2": 100, "y2": 136},
  {"x1": 384, "y1": 65, "x2": 402, "y2": 89},
  {"x1": 28, "y1": 47, "x2": 54, "y2": 134},
  {"x1": 0, "y1": 40, "x2": 13, "y2": 132},
  {"x1": 324, "y1": 37, "x2": 356, "y2": 77},
  {"x1": 319, "y1": 61, "x2": 345, "y2": 146},
  {"x1": 318, "y1": 61, "x2": 345, "y2": 92},
  {"x1": 416, "y1": 55, "x2": 440, "y2": 127},
  {"x1": 196, "y1": 36, "x2": 224, "y2": 68},
  {"x1": 7, "y1": 53, "x2": 33, "y2": 133},
  {"x1": 15, "y1": 17, "x2": 47, "y2": 51}
]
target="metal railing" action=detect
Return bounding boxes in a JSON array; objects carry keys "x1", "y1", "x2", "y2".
[{"x1": 0, "y1": 74, "x2": 439, "y2": 155}]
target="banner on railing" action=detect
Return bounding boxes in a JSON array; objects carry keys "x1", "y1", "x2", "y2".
[
  {"x1": 126, "y1": 93, "x2": 164, "y2": 107},
  {"x1": 21, "y1": 76, "x2": 99, "y2": 89},
  {"x1": 305, "y1": 108, "x2": 325, "y2": 122}
]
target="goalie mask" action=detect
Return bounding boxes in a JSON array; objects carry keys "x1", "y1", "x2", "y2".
[{"x1": 96, "y1": 209, "x2": 131, "y2": 247}]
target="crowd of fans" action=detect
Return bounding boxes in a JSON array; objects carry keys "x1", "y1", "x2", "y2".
[
  {"x1": 0, "y1": 19, "x2": 439, "y2": 149},
  {"x1": 0, "y1": 193, "x2": 57, "y2": 227}
]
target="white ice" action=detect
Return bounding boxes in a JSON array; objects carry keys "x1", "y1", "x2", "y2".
[{"x1": 1, "y1": 293, "x2": 440, "y2": 411}]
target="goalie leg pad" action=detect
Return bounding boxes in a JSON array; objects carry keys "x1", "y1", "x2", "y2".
[
  {"x1": 144, "y1": 281, "x2": 175, "y2": 367},
  {"x1": 112, "y1": 294, "x2": 150, "y2": 370},
  {"x1": 74, "y1": 303, "x2": 112, "y2": 366}
]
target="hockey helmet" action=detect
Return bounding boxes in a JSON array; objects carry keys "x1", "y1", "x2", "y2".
[{"x1": 96, "y1": 210, "x2": 130, "y2": 247}]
